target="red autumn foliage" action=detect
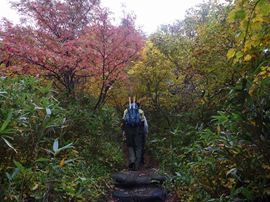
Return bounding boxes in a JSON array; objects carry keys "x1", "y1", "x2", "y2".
[
  {"x1": 82, "y1": 10, "x2": 144, "y2": 109},
  {"x1": 0, "y1": 0, "x2": 144, "y2": 105}
]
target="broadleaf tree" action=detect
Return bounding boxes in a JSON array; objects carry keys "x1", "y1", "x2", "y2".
[{"x1": 0, "y1": 0, "x2": 144, "y2": 102}]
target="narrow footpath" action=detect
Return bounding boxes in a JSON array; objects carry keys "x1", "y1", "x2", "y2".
[{"x1": 107, "y1": 148, "x2": 178, "y2": 202}]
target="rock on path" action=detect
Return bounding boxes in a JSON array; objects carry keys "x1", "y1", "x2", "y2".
[{"x1": 111, "y1": 169, "x2": 167, "y2": 202}]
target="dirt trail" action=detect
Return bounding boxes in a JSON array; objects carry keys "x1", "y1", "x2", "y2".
[{"x1": 106, "y1": 145, "x2": 178, "y2": 202}]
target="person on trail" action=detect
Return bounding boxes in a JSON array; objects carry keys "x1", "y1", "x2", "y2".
[{"x1": 122, "y1": 97, "x2": 148, "y2": 171}]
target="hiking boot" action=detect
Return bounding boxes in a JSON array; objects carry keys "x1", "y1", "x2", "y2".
[
  {"x1": 140, "y1": 158, "x2": 145, "y2": 165},
  {"x1": 128, "y1": 163, "x2": 135, "y2": 171},
  {"x1": 135, "y1": 161, "x2": 141, "y2": 171}
]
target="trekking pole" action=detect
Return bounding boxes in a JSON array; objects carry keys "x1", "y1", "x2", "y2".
[{"x1": 133, "y1": 96, "x2": 136, "y2": 108}]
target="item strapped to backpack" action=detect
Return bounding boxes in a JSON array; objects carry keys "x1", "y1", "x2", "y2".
[{"x1": 124, "y1": 98, "x2": 141, "y2": 127}]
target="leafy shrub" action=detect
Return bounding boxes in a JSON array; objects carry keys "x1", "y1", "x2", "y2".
[
  {"x1": 162, "y1": 107, "x2": 270, "y2": 201},
  {"x1": 0, "y1": 76, "x2": 65, "y2": 163},
  {"x1": 0, "y1": 76, "x2": 124, "y2": 201},
  {"x1": 62, "y1": 95, "x2": 124, "y2": 167}
]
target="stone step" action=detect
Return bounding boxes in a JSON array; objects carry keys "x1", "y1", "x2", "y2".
[
  {"x1": 112, "y1": 170, "x2": 166, "y2": 187},
  {"x1": 112, "y1": 186, "x2": 167, "y2": 202}
]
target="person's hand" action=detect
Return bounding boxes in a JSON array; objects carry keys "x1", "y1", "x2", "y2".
[
  {"x1": 145, "y1": 133, "x2": 148, "y2": 139},
  {"x1": 122, "y1": 131, "x2": 126, "y2": 142}
]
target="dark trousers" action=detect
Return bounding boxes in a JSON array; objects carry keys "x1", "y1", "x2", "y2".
[{"x1": 125, "y1": 125, "x2": 144, "y2": 170}]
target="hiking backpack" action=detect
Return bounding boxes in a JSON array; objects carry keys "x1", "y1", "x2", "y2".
[{"x1": 124, "y1": 103, "x2": 141, "y2": 126}]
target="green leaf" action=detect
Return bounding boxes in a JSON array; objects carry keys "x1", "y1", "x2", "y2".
[
  {"x1": 44, "y1": 149, "x2": 54, "y2": 155},
  {"x1": 236, "y1": 51, "x2": 244, "y2": 59},
  {"x1": 55, "y1": 143, "x2": 74, "y2": 154},
  {"x1": 11, "y1": 168, "x2": 20, "y2": 179},
  {"x1": 36, "y1": 157, "x2": 50, "y2": 162},
  {"x1": 2, "y1": 137, "x2": 17, "y2": 153},
  {"x1": 13, "y1": 160, "x2": 25, "y2": 171},
  {"x1": 6, "y1": 172, "x2": 12, "y2": 181},
  {"x1": 228, "y1": 10, "x2": 236, "y2": 23},
  {"x1": 64, "y1": 158, "x2": 77, "y2": 164},
  {"x1": 34, "y1": 105, "x2": 43, "y2": 110},
  {"x1": 234, "y1": 9, "x2": 246, "y2": 20},
  {"x1": 261, "y1": 66, "x2": 269, "y2": 71},
  {"x1": 0, "y1": 111, "x2": 13, "y2": 134},
  {"x1": 226, "y1": 168, "x2": 237, "y2": 177},
  {"x1": 258, "y1": 0, "x2": 270, "y2": 16},
  {"x1": 46, "y1": 107, "x2": 52, "y2": 116},
  {"x1": 0, "y1": 91, "x2": 7, "y2": 98},
  {"x1": 6, "y1": 169, "x2": 21, "y2": 182},
  {"x1": 53, "y1": 138, "x2": 59, "y2": 152}
]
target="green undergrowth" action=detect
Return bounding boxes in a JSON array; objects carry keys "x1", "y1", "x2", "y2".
[
  {"x1": 147, "y1": 77, "x2": 270, "y2": 201},
  {"x1": 0, "y1": 76, "x2": 124, "y2": 201}
]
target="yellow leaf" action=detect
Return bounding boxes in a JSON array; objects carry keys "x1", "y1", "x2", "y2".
[
  {"x1": 243, "y1": 41, "x2": 252, "y2": 52},
  {"x1": 244, "y1": 54, "x2": 252, "y2": 61},
  {"x1": 224, "y1": 177, "x2": 235, "y2": 189},
  {"x1": 264, "y1": 187, "x2": 270, "y2": 195},
  {"x1": 249, "y1": 86, "x2": 255, "y2": 96},
  {"x1": 227, "y1": 10, "x2": 236, "y2": 23},
  {"x1": 217, "y1": 125, "x2": 221, "y2": 134},
  {"x1": 32, "y1": 184, "x2": 39, "y2": 191},
  {"x1": 251, "y1": 21, "x2": 262, "y2": 31},
  {"x1": 250, "y1": 120, "x2": 256, "y2": 126},
  {"x1": 218, "y1": 143, "x2": 225, "y2": 148},
  {"x1": 262, "y1": 164, "x2": 270, "y2": 170},
  {"x1": 227, "y1": 48, "x2": 236, "y2": 59},
  {"x1": 59, "y1": 158, "x2": 65, "y2": 167}
]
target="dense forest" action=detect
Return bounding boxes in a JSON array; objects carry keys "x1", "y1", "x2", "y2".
[{"x1": 0, "y1": 0, "x2": 270, "y2": 201}]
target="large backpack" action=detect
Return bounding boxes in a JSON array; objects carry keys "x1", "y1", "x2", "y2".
[{"x1": 124, "y1": 103, "x2": 141, "y2": 127}]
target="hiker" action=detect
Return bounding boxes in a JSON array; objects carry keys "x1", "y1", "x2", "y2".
[{"x1": 122, "y1": 97, "x2": 147, "y2": 170}]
